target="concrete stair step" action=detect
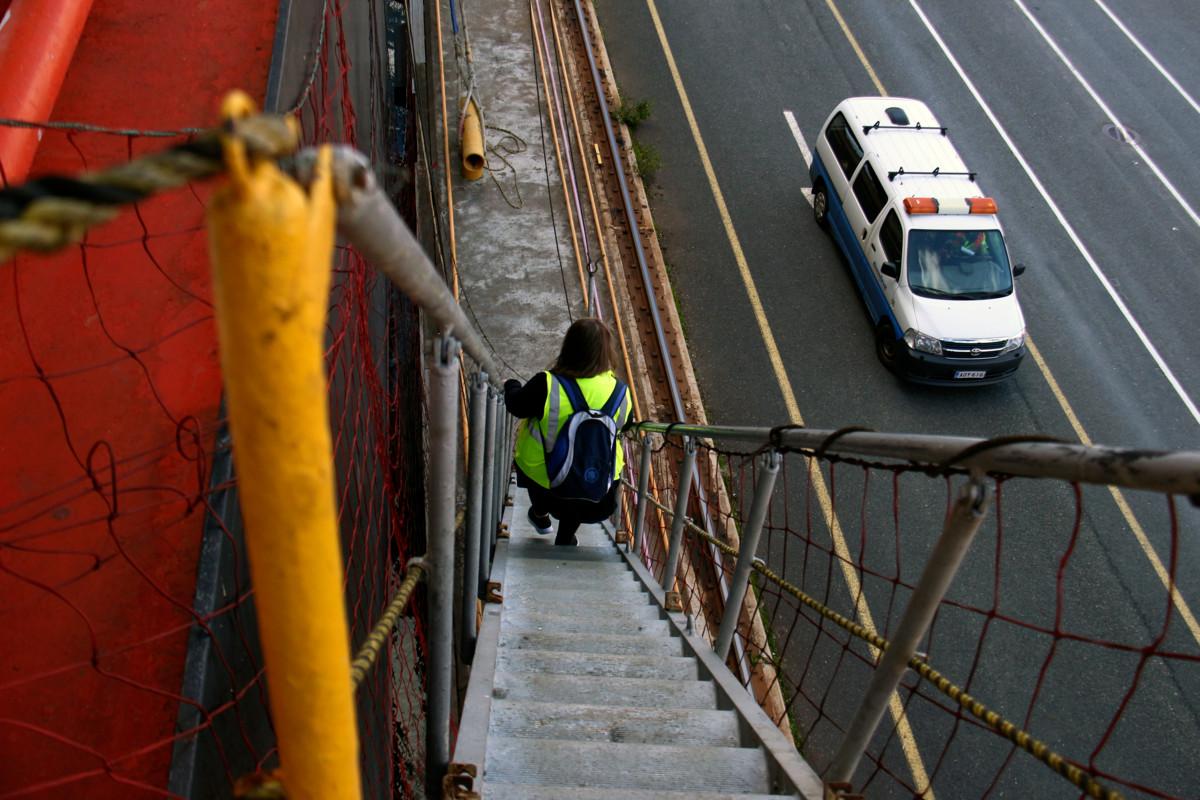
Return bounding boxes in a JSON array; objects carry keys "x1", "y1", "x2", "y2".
[
  {"x1": 507, "y1": 526, "x2": 610, "y2": 548},
  {"x1": 497, "y1": 648, "x2": 698, "y2": 681},
  {"x1": 485, "y1": 786, "x2": 798, "y2": 800},
  {"x1": 503, "y1": 601, "x2": 660, "y2": 624},
  {"x1": 504, "y1": 560, "x2": 630, "y2": 579},
  {"x1": 489, "y1": 698, "x2": 740, "y2": 746},
  {"x1": 498, "y1": 630, "x2": 684, "y2": 657},
  {"x1": 484, "y1": 738, "x2": 773, "y2": 794},
  {"x1": 492, "y1": 672, "x2": 717, "y2": 709},
  {"x1": 504, "y1": 542, "x2": 622, "y2": 562},
  {"x1": 504, "y1": 573, "x2": 643, "y2": 592},
  {"x1": 501, "y1": 610, "x2": 669, "y2": 636},
  {"x1": 502, "y1": 586, "x2": 653, "y2": 608}
]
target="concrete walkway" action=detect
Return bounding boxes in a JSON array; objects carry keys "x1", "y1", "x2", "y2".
[{"x1": 446, "y1": 0, "x2": 589, "y2": 381}]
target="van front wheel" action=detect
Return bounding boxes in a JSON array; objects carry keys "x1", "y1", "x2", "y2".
[
  {"x1": 812, "y1": 180, "x2": 830, "y2": 230},
  {"x1": 875, "y1": 322, "x2": 901, "y2": 370}
]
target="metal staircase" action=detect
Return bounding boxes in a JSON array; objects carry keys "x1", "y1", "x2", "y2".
[{"x1": 450, "y1": 477, "x2": 824, "y2": 799}]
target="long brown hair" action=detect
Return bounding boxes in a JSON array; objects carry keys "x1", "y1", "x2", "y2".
[{"x1": 550, "y1": 318, "x2": 618, "y2": 379}]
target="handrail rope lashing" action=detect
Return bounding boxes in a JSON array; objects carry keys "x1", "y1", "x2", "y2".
[
  {"x1": 0, "y1": 114, "x2": 299, "y2": 260},
  {"x1": 349, "y1": 560, "x2": 427, "y2": 688},
  {"x1": 627, "y1": 484, "x2": 1124, "y2": 800}
]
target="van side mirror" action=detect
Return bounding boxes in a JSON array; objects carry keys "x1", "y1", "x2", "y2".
[
  {"x1": 1013, "y1": 263, "x2": 1026, "y2": 277},
  {"x1": 880, "y1": 261, "x2": 900, "y2": 280}
]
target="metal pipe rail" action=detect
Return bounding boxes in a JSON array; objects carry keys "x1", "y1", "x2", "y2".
[{"x1": 629, "y1": 421, "x2": 1200, "y2": 497}]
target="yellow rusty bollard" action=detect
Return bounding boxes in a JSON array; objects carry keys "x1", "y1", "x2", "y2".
[{"x1": 207, "y1": 91, "x2": 360, "y2": 800}]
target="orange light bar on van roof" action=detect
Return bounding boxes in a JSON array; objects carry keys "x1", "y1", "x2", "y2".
[
  {"x1": 967, "y1": 196, "x2": 998, "y2": 214},
  {"x1": 904, "y1": 197, "x2": 939, "y2": 214}
]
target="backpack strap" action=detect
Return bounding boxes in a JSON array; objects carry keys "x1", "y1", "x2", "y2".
[
  {"x1": 600, "y1": 381, "x2": 628, "y2": 422},
  {"x1": 542, "y1": 373, "x2": 585, "y2": 457},
  {"x1": 558, "y1": 375, "x2": 590, "y2": 412}
]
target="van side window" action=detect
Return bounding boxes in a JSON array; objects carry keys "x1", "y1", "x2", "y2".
[
  {"x1": 879, "y1": 210, "x2": 903, "y2": 263},
  {"x1": 853, "y1": 163, "x2": 888, "y2": 222},
  {"x1": 824, "y1": 113, "x2": 863, "y2": 179}
]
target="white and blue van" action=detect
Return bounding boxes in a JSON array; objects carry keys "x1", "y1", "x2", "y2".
[{"x1": 811, "y1": 97, "x2": 1027, "y2": 384}]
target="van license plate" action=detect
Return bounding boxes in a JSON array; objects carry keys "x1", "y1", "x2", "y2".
[{"x1": 954, "y1": 370, "x2": 987, "y2": 380}]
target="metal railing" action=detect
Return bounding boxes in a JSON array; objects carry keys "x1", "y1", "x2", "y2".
[{"x1": 623, "y1": 420, "x2": 1200, "y2": 799}]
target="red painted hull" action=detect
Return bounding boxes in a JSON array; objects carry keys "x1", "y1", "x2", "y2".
[{"x1": 0, "y1": 1, "x2": 278, "y2": 795}]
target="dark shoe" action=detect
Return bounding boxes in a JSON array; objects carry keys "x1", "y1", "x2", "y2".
[
  {"x1": 554, "y1": 535, "x2": 578, "y2": 547},
  {"x1": 528, "y1": 508, "x2": 553, "y2": 535}
]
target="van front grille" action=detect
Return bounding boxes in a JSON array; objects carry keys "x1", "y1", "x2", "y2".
[{"x1": 941, "y1": 339, "x2": 1008, "y2": 359}]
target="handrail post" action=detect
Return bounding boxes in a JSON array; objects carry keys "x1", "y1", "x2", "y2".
[
  {"x1": 478, "y1": 387, "x2": 498, "y2": 594},
  {"x1": 661, "y1": 436, "x2": 697, "y2": 592},
  {"x1": 632, "y1": 434, "x2": 654, "y2": 552},
  {"x1": 426, "y1": 335, "x2": 461, "y2": 797},
  {"x1": 715, "y1": 450, "x2": 780, "y2": 662},
  {"x1": 460, "y1": 371, "x2": 488, "y2": 663},
  {"x1": 492, "y1": 394, "x2": 509, "y2": 541},
  {"x1": 207, "y1": 132, "x2": 359, "y2": 799},
  {"x1": 827, "y1": 474, "x2": 990, "y2": 786}
]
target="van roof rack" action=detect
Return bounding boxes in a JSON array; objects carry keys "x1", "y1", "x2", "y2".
[
  {"x1": 887, "y1": 167, "x2": 976, "y2": 182},
  {"x1": 862, "y1": 121, "x2": 948, "y2": 135}
]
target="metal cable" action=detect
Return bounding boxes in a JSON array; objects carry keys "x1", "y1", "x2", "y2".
[
  {"x1": 0, "y1": 117, "x2": 203, "y2": 137},
  {"x1": 528, "y1": 1, "x2": 574, "y2": 324},
  {"x1": 630, "y1": 486, "x2": 1124, "y2": 800}
]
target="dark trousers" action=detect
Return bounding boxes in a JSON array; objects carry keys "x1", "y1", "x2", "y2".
[{"x1": 518, "y1": 465, "x2": 620, "y2": 546}]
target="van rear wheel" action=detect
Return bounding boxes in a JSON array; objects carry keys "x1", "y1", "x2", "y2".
[
  {"x1": 875, "y1": 321, "x2": 901, "y2": 370},
  {"x1": 812, "y1": 179, "x2": 830, "y2": 230}
]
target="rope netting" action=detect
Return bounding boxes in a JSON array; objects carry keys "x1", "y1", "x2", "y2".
[
  {"x1": 0, "y1": 2, "x2": 427, "y2": 797},
  {"x1": 623, "y1": 432, "x2": 1199, "y2": 800}
]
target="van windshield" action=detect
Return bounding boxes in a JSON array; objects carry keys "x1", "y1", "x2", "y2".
[{"x1": 906, "y1": 229, "x2": 1013, "y2": 300}]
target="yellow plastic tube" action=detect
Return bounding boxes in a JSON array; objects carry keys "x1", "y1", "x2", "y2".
[
  {"x1": 206, "y1": 92, "x2": 360, "y2": 800},
  {"x1": 461, "y1": 98, "x2": 485, "y2": 180}
]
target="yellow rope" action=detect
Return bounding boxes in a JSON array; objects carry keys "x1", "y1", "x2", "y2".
[
  {"x1": 349, "y1": 564, "x2": 426, "y2": 688},
  {"x1": 635, "y1": 490, "x2": 1124, "y2": 800},
  {"x1": 0, "y1": 113, "x2": 299, "y2": 263}
]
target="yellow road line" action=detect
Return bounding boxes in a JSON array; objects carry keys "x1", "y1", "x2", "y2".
[
  {"x1": 643, "y1": 0, "x2": 935, "y2": 794},
  {"x1": 823, "y1": 0, "x2": 888, "y2": 96},
  {"x1": 1027, "y1": 339, "x2": 1200, "y2": 645}
]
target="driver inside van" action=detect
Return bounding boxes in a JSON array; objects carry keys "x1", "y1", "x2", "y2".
[{"x1": 945, "y1": 231, "x2": 988, "y2": 258}]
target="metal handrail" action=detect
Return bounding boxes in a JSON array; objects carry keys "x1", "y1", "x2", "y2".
[{"x1": 628, "y1": 421, "x2": 1200, "y2": 497}]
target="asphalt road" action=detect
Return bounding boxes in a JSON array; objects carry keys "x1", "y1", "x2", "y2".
[{"x1": 595, "y1": 1, "x2": 1200, "y2": 797}]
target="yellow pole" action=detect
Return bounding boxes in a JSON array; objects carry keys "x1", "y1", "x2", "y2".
[{"x1": 206, "y1": 92, "x2": 360, "y2": 800}]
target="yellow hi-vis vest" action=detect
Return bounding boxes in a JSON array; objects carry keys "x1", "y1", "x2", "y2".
[{"x1": 513, "y1": 371, "x2": 631, "y2": 489}]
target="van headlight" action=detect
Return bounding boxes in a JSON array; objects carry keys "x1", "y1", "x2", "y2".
[
  {"x1": 904, "y1": 329, "x2": 942, "y2": 356},
  {"x1": 999, "y1": 332, "x2": 1025, "y2": 355}
]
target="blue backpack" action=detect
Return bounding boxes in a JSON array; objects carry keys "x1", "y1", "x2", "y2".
[{"x1": 544, "y1": 375, "x2": 628, "y2": 502}]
